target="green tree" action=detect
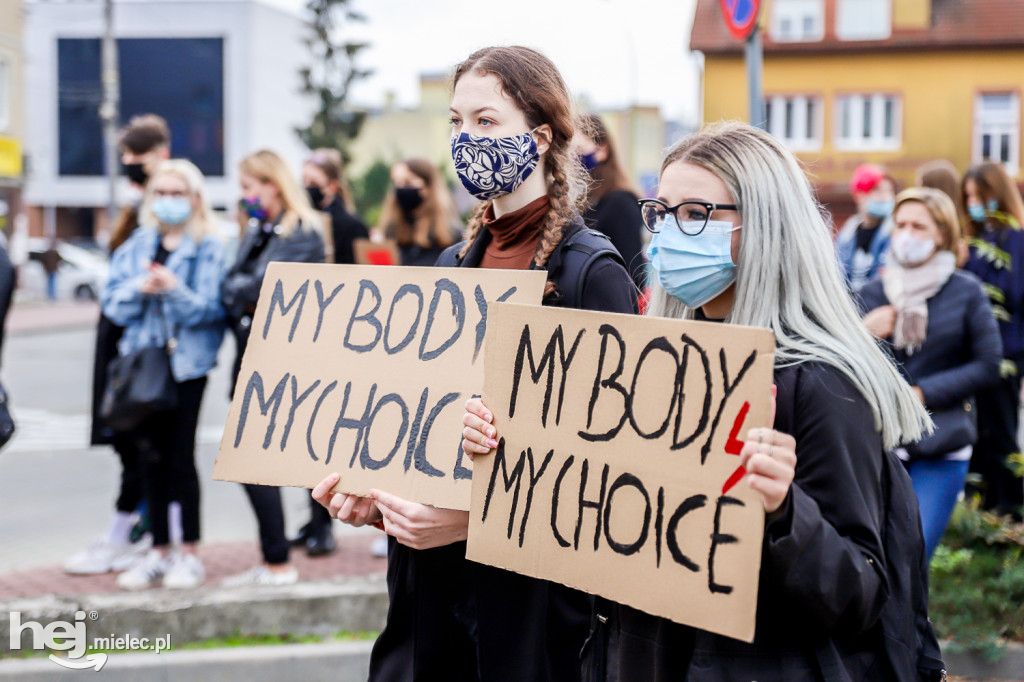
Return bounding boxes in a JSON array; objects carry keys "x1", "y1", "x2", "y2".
[
  {"x1": 296, "y1": 0, "x2": 372, "y2": 161},
  {"x1": 353, "y1": 158, "x2": 393, "y2": 227}
]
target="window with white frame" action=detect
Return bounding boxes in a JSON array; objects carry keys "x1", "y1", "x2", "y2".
[
  {"x1": 764, "y1": 95, "x2": 822, "y2": 151},
  {"x1": 836, "y1": 0, "x2": 891, "y2": 40},
  {"x1": 770, "y1": 0, "x2": 824, "y2": 42},
  {"x1": 0, "y1": 56, "x2": 9, "y2": 132},
  {"x1": 835, "y1": 94, "x2": 901, "y2": 151},
  {"x1": 974, "y1": 93, "x2": 1020, "y2": 173}
]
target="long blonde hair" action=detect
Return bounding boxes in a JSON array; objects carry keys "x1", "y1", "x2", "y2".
[
  {"x1": 239, "y1": 150, "x2": 323, "y2": 237},
  {"x1": 646, "y1": 122, "x2": 930, "y2": 449},
  {"x1": 140, "y1": 159, "x2": 219, "y2": 243}
]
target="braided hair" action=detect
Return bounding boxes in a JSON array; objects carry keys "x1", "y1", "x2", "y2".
[{"x1": 453, "y1": 47, "x2": 588, "y2": 297}]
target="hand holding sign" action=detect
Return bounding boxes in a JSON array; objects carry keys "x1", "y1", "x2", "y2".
[
  {"x1": 738, "y1": 386, "x2": 795, "y2": 515},
  {"x1": 371, "y1": 488, "x2": 470, "y2": 550},
  {"x1": 312, "y1": 473, "x2": 381, "y2": 527},
  {"x1": 462, "y1": 397, "x2": 498, "y2": 458}
]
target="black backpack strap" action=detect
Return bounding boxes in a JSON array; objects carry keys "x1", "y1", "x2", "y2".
[
  {"x1": 547, "y1": 227, "x2": 626, "y2": 309},
  {"x1": 436, "y1": 241, "x2": 467, "y2": 268}
]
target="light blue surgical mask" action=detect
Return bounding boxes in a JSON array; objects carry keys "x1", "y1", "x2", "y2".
[
  {"x1": 151, "y1": 196, "x2": 192, "y2": 225},
  {"x1": 866, "y1": 199, "x2": 894, "y2": 219},
  {"x1": 987, "y1": 199, "x2": 1000, "y2": 212},
  {"x1": 967, "y1": 203, "x2": 986, "y2": 222},
  {"x1": 645, "y1": 216, "x2": 740, "y2": 309}
]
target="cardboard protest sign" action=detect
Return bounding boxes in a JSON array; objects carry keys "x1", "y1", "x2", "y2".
[
  {"x1": 213, "y1": 263, "x2": 546, "y2": 511},
  {"x1": 466, "y1": 303, "x2": 775, "y2": 642}
]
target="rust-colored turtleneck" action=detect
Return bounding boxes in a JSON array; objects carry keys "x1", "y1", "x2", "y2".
[{"x1": 478, "y1": 195, "x2": 550, "y2": 270}]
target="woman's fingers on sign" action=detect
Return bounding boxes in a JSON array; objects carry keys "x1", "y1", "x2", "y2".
[{"x1": 311, "y1": 473, "x2": 341, "y2": 510}]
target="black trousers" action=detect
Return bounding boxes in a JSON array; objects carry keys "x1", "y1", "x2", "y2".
[
  {"x1": 92, "y1": 313, "x2": 146, "y2": 517},
  {"x1": 308, "y1": 496, "x2": 333, "y2": 533},
  {"x1": 369, "y1": 538, "x2": 591, "y2": 682},
  {"x1": 970, "y1": 360, "x2": 1024, "y2": 516},
  {"x1": 112, "y1": 434, "x2": 144, "y2": 514},
  {"x1": 242, "y1": 483, "x2": 290, "y2": 565},
  {"x1": 136, "y1": 377, "x2": 207, "y2": 547}
]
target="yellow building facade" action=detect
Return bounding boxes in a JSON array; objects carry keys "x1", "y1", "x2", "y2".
[
  {"x1": 0, "y1": 0, "x2": 25, "y2": 236},
  {"x1": 692, "y1": 0, "x2": 1024, "y2": 208}
]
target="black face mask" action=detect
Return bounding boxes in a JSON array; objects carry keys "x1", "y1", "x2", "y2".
[
  {"x1": 123, "y1": 162, "x2": 148, "y2": 186},
  {"x1": 396, "y1": 187, "x2": 424, "y2": 213},
  {"x1": 306, "y1": 185, "x2": 325, "y2": 208}
]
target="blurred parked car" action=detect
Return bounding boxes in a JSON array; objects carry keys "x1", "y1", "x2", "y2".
[{"x1": 21, "y1": 239, "x2": 109, "y2": 301}]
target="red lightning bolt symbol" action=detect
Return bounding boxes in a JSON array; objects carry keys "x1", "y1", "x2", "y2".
[{"x1": 721, "y1": 401, "x2": 750, "y2": 495}]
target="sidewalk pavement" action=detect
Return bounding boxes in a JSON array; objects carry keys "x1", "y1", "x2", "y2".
[
  {"x1": 6, "y1": 301, "x2": 101, "y2": 335},
  {"x1": 0, "y1": 532, "x2": 386, "y2": 602}
]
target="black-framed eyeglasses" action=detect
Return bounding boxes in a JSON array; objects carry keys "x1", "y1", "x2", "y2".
[{"x1": 637, "y1": 199, "x2": 739, "y2": 235}]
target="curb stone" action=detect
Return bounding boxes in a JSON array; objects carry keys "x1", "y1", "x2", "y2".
[
  {"x1": 0, "y1": 640, "x2": 374, "y2": 681},
  {"x1": 941, "y1": 641, "x2": 1024, "y2": 681},
  {"x1": 1, "y1": 576, "x2": 388, "y2": 656}
]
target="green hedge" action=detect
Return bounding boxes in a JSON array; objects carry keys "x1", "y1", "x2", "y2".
[{"x1": 929, "y1": 498, "x2": 1024, "y2": 661}]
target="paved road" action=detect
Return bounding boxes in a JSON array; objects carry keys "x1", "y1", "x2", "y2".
[{"x1": 0, "y1": 316, "x2": 370, "y2": 574}]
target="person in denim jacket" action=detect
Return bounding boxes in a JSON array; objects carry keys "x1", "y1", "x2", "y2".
[{"x1": 102, "y1": 159, "x2": 226, "y2": 591}]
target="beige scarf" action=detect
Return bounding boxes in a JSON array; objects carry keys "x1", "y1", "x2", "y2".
[{"x1": 882, "y1": 251, "x2": 957, "y2": 355}]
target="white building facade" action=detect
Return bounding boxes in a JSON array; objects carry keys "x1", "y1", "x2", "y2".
[{"x1": 23, "y1": 0, "x2": 314, "y2": 240}]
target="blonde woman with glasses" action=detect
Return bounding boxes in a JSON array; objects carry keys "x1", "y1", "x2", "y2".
[
  {"x1": 462, "y1": 122, "x2": 942, "y2": 681},
  {"x1": 103, "y1": 159, "x2": 226, "y2": 591}
]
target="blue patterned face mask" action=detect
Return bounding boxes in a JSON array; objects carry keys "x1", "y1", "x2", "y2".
[
  {"x1": 646, "y1": 216, "x2": 740, "y2": 309},
  {"x1": 967, "y1": 203, "x2": 986, "y2": 222},
  {"x1": 450, "y1": 127, "x2": 540, "y2": 200}
]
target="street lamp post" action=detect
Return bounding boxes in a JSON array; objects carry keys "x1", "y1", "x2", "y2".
[{"x1": 99, "y1": 0, "x2": 119, "y2": 225}]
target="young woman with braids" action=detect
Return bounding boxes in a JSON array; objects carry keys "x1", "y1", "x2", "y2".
[{"x1": 312, "y1": 46, "x2": 636, "y2": 681}]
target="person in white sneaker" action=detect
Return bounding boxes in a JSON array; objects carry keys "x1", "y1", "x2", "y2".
[
  {"x1": 221, "y1": 563, "x2": 298, "y2": 588},
  {"x1": 64, "y1": 529, "x2": 152, "y2": 575}
]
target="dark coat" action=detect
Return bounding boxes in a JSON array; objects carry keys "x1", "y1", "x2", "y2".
[
  {"x1": 324, "y1": 196, "x2": 368, "y2": 265},
  {"x1": 369, "y1": 215, "x2": 638, "y2": 682},
  {"x1": 222, "y1": 220, "x2": 324, "y2": 391},
  {"x1": 221, "y1": 220, "x2": 325, "y2": 324},
  {"x1": 964, "y1": 223, "x2": 1024, "y2": 358},
  {"x1": 857, "y1": 270, "x2": 1002, "y2": 411},
  {"x1": 593, "y1": 362, "x2": 895, "y2": 682},
  {"x1": 0, "y1": 243, "x2": 14, "y2": 367}
]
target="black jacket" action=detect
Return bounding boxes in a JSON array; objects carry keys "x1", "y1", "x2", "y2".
[
  {"x1": 369, "y1": 215, "x2": 638, "y2": 682},
  {"x1": 583, "y1": 189, "x2": 646, "y2": 291},
  {"x1": 324, "y1": 196, "x2": 368, "y2": 265},
  {"x1": 0, "y1": 243, "x2": 14, "y2": 367},
  {"x1": 221, "y1": 220, "x2": 325, "y2": 323},
  {"x1": 596, "y1": 362, "x2": 894, "y2": 681},
  {"x1": 857, "y1": 270, "x2": 1002, "y2": 411}
]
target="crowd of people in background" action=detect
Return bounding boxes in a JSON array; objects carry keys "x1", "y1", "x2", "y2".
[{"x1": 0, "y1": 40, "x2": 1007, "y2": 682}]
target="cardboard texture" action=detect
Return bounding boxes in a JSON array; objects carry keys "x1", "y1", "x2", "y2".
[
  {"x1": 213, "y1": 263, "x2": 546, "y2": 511},
  {"x1": 466, "y1": 303, "x2": 776, "y2": 642}
]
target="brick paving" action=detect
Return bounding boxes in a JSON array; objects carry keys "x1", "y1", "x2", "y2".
[
  {"x1": 7, "y1": 301, "x2": 101, "y2": 335},
  {"x1": 0, "y1": 533, "x2": 386, "y2": 601}
]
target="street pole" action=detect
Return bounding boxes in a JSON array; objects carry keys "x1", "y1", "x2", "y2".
[
  {"x1": 99, "y1": 0, "x2": 119, "y2": 225},
  {"x1": 745, "y1": 23, "x2": 765, "y2": 129}
]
